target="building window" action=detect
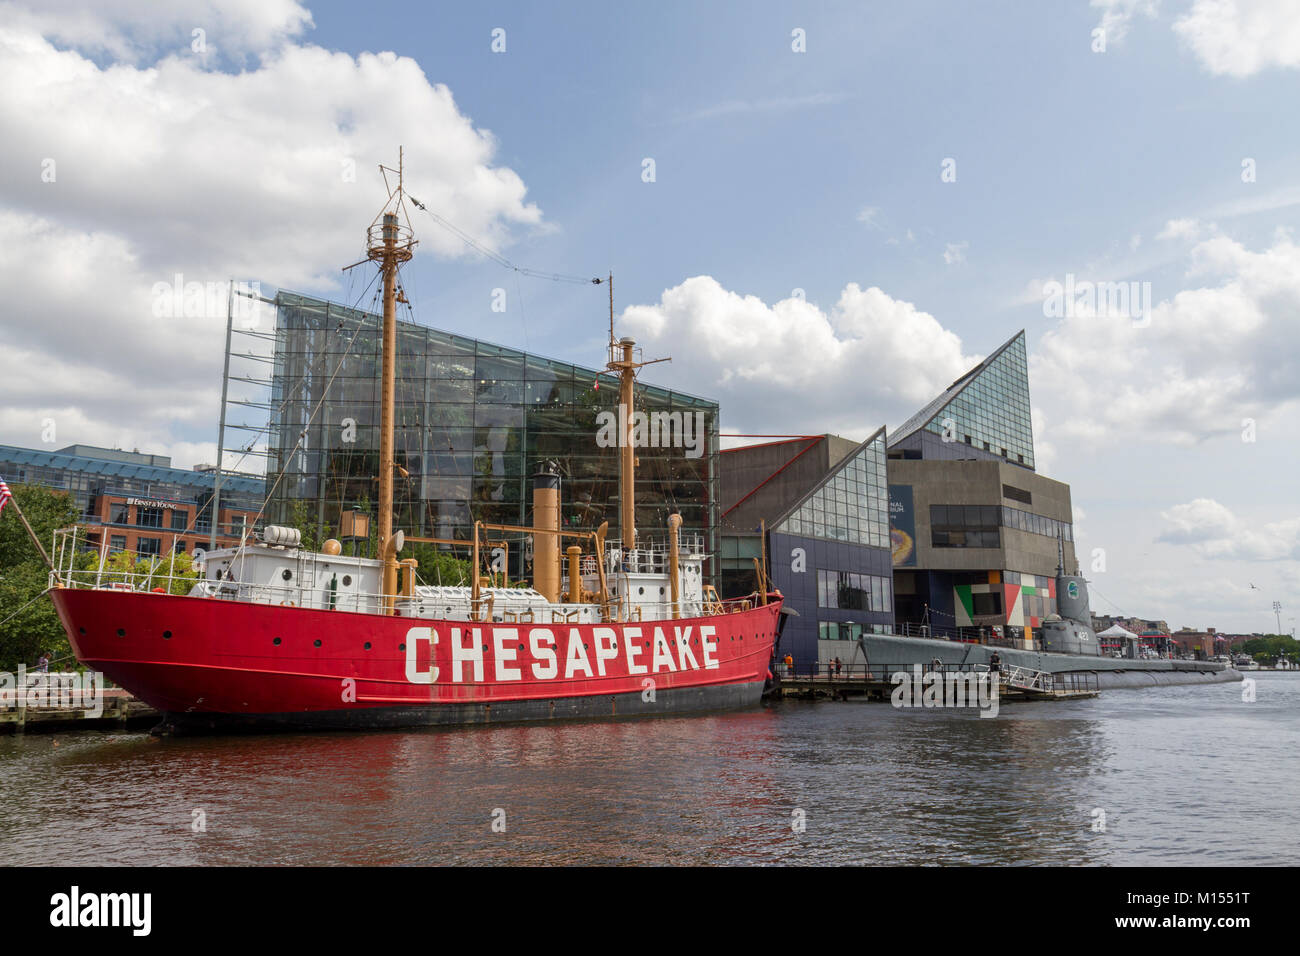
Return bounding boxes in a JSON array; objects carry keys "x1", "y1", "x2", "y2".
[
  {"x1": 110, "y1": 502, "x2": 129, "y2": 525},
  {"x1": 930, "y1": 505, "x2": 1000, "y2": 548},
  {"x1": 816, "y1": 569, "x2": 892, "y2": 613},
  {"x1": 1000, "y1": 505, "x2": 1072, "y2": 542},
  {"x1": 136, "y1": 537, "x2": 162, "y2": 557},
  {"x1": 109, "y1": 535, "x2": 127, "y2": 553},
  {"x1": 1002, "y1": 484, "x2": 1033, "y2": 505},
  {"x1": 229, "y1": 514, "x2": 246, "y2": 537},
  {"x1": 171, "y1": 509, "x2": 188, "y2": 531},
  {"x1": 818, "y1": 621, "x2": 864, "y2": 641},
  {"x1": 136, "y1": 507, "x2": 164, "y2": 528}
]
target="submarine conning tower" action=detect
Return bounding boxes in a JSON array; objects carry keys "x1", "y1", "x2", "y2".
[{"x1": 1040, "y1": 533, "x2": 1099, "y2": 655}]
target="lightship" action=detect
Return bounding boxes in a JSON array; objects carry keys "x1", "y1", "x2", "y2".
[{"x1": 49, "y1": 154, "x2": 783, "y2": 733}]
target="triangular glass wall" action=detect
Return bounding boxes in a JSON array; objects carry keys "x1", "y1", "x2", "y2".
[{"x1": 775, "y1": 429, "x2": 888, "y2": 548}]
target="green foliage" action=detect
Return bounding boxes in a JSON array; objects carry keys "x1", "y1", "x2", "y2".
[
  {"x1": 95, "y1": 548, "x2": 201, "y2": 596},
  {"x1": 0, "y1": 484, "x2": 79, "y2": 670},
  {"x1": 0, "y1": 560, "x2": 68, "y2": 671},
  {"x1": 406, "y1": 541, "x2": 472, "y2": 587},
  {"x1": 287, "y1": 499, "x2": 333, "y2": 552},
  {"x1": 1240, "y1": 634, "x2": 1300, "y2": 664},
  {"x1": 0, "y1": 483, "x2": 77, "y2": 568}
]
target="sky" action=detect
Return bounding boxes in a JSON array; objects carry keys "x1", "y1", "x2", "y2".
[{"x1": 1, "y1": 0, "x2": 1299, "y2": 633}]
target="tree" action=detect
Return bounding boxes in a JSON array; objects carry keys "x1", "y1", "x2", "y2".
[
  {"x1": 0, "y1": 483, "x2": 77, "y2": 568},
  {"x1": 405, "y1": 541, "x2": 472, "y2": 588},
  {"x1": 1241, "y1": 634, "x2": 1300, "y2": 665},
  {"x1": 0, "y1": 484, "x2": 79, "y2": 671},
  {"x1": 288, "y1": 498, "x2": 333, "y2": 552}
]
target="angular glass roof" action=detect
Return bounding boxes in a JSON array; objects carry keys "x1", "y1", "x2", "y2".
[
  {"x1": 888, "y1": 330, "x2": 1035, "y2": 469},
  {"x1": 774, "y1": 427, "x2": 889, "y2": 549}
]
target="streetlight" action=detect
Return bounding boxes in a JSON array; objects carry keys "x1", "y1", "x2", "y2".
[{"x1": 1273, "y1": 601, "x2": 1283, "y2": 636}]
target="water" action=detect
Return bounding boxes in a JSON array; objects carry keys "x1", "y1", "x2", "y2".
[{"x1": 2, "y1": 674, "x2": 1296, "y2": 865}]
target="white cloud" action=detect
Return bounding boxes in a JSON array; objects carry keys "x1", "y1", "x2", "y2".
[
  {"x1": 1174, "y1": 0, "x2": 1300, "y2": 77},
  {"x1": 1159, "y1": 497, "x2": 1300, "y2": 560},
  {"x1": 1156, "y1": 217, "x2": 1216, "y2": 240},
  {"x1": 0, "y1": 0, "x2": 314, "y2": 62},
  {"x1": 1031, "y1": 232, "x2": 1300, "y2": 448},
  {"x1": 1091, "y1": 0, "x2": 1160, "y2": 44},
  {"x1": 619, "y1": 276, "x2": 978, "y2": 438},
  {"x1": 0, "y1": 15, "x2": 543, "y2": 468},
  {"x1": 856, "y1": 205, "x2": 883, "y2": 228},
  {"x1": 943, "y1": 241, "x2": 968, "y2": 265}
]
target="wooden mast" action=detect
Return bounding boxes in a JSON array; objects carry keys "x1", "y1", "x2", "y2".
[
  {"x1": 603, "y1": 276, "x2": 670, "y2": 553},
  {"x1": 364, "y1": 149, "x2": 415, "y2": 612}
]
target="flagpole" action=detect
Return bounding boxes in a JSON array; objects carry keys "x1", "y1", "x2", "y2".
[{"x1": 2, "y1": 491, "x2": 56, "y2": 572}]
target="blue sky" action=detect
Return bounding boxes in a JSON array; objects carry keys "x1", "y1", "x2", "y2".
[
  {"x1": 291, "y1": 0, "x2": 1300, "y2": 352},
  {"x1": 2, "y1": 0, "x2": 1299, "y2": 633}
]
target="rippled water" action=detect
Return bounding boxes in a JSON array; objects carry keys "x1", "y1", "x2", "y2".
[{"x1": 1, "y1": 674, "x2": 1296, "y2": 865}]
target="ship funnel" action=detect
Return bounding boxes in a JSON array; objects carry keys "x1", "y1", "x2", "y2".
[{"x1": 532, "y1": 462, "x2": 562, "y2": 603}]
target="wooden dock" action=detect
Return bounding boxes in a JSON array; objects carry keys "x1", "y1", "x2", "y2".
[
  {"x1": 0, "y1": 686, "x2": 158, "y2": 733},
  {"x1": 770, "y1": 665, "x2": 1099, "y2": 703}
]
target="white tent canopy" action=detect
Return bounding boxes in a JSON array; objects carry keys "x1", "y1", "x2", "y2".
[{"x1": 1098, "y1": 624, "x2": 1139, "y2": 640}]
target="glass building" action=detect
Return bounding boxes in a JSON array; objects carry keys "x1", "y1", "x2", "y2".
[
  {"x1": 888, "y1": 330, "x2": 1035, "y2": 469},
  {"x1": 0, "y1": 443, "x2": 265, "y2": 555},
  {"x1": 885, "y1": 330, "x2": 1078, "y2": 648},
  {"x1": 263, "y1": 292, "x2": 720, "y2": 577},
  {"x1": 718, "y1": 428, "x2": 893, "y2": 670},
  {"x1": 769, "y1": 428, "x2": 894, "y2": 665}
]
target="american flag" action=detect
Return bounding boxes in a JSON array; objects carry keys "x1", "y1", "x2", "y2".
[{"x1": 0, "y1": 477, "x2": 11, "y2": 515}]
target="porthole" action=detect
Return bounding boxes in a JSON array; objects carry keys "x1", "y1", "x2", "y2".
[
  {"x1": 163, "y1": 630, "x2": 172, "y2": 640},
  {"x1": 342, "y1": 575, "x2": 352, "y2": 586},
  {"x1": 78, "y1": 627, "x2": 86, "y2": 635},
  {"x1": 116, "y1": 628, "x2": 125, "y2": 637},
  {"x1": 273, "y1": 637, "x2": 281, "y2": 646},
  {"x1": 638, "y1": 587, "x2": 645, "y2": 595},
  {"x1": 282, "y1": 569, "x2": 293, "y2": 581},
  {"x1": 313, "y1": 639, "x2": 322, "y2": 648},
  {"x1": 364, "y1": 642, "x2": 371, "y2": 650},
  {"x1": 399, "y1": 643, "x2": 406, "y2": 651}
]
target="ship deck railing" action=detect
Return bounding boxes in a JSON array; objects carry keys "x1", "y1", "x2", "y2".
[{"x1": 49, "y1": 560, "x2": 772, "y2": 623}]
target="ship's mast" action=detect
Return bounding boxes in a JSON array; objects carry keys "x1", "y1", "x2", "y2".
[
  {"x1": 603, "y1": 275, "x2": 669, "y2": 552},
  {"x1": 363, "y1": 149, "x2": 416, "y2": 611}
]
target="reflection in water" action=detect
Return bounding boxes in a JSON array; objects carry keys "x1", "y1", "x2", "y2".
[{"x1": 1, "y1": 675, "x2": 1296, "y2": 865}]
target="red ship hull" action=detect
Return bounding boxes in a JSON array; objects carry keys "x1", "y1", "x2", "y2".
[{"x1": 51, "y1": 587, "x2": 781, "y2": 733}]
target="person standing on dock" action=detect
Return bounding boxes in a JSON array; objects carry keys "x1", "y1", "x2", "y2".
[{"x1": 989, "y1": 651, "x2": 1001, "y2": 675}]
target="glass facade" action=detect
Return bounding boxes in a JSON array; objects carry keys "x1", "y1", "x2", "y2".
[
  {"x1": 775, "y1": 432, "x2": 889, "y2": 547},
  {"x1": 920, "y1": 332, "x2": 1034, "y2": 467},
  {"x1": 265, "y1": 292, "x2": 720, "y2": 574}
]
